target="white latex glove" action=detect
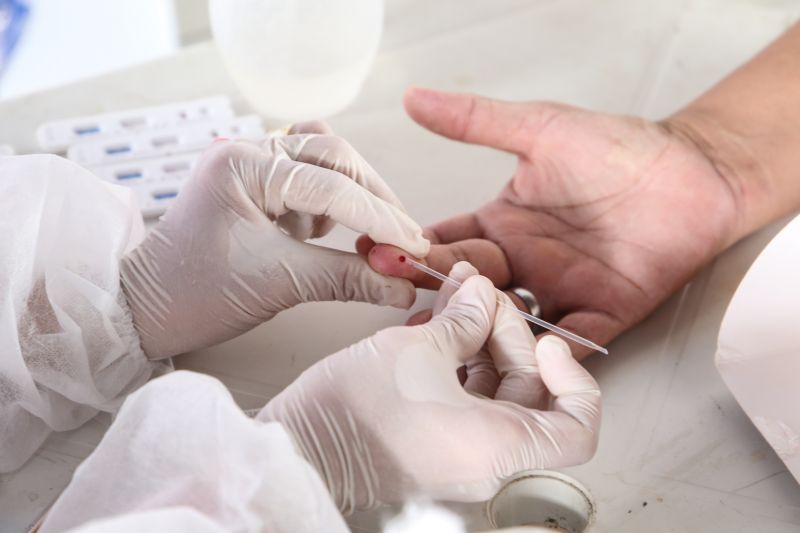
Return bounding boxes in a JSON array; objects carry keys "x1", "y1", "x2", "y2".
[
  {"x1": 258, "y1": 262, "x2": 602, "y2": 513},
  {"x1": 41, "y1": 371, "x2": 348, "y2": 533},
  {"x1": 121, "y1": 123, "x2": 429, "y2": 359}
]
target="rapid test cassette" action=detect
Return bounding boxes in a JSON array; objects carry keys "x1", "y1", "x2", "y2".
[
  {"x1": 38, "y1": 97, "x2": 267, "y2": 218},
  {"x1": 65, "y1": 115, "x2": 264, "y2": 167},
  {"x1": 36, "y1": 96, "x2": 235, "y2": 152},
  {"x1": 90, "y1": 153, "x2": 199, "y2": 218}
]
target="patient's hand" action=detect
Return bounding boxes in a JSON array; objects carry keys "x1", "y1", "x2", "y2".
[{"x1": 360, "y1": 88, "x2": 740, "y2": 358}]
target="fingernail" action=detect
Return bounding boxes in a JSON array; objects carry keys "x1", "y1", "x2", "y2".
[{"x1": 407, "y1": 86, "x2": 438, "y2": 100}]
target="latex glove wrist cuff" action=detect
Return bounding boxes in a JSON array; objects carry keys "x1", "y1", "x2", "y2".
[{"x1": 259, "y1": 396, "x2": 378, "y2": 515}]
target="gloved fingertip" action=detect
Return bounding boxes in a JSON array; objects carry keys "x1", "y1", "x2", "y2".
[
  {"x1": 400, "y1": 233, "x2": 430, "y2": 259},
  {"x1": 431, "y1": 262, "x2": 476, "y2": 316},
  {"x1": 362, "y1": 271, "x2": 417, "y2": 309},
  {"x1": 448, "y1": 260, "x2": 479, "y2": 280},
  {"x1": 358, "y1": 278, "x2": 416, "y2": 310},
  {"x1": 536, "y1": 335, "x2": 571, "y2": 359},
  {"x1": 536, "y1": 335, "x2": 600, "y2": 401},
  {"x1": 287, "y1": 120, "x2": 334, "y2": 135},
  {"x1": 450, "y1": 275, "x2": 497, "y2": 313},
  {"x1": 466, "y1": 273, "x2": 496, "y2": 291},
  {"x1": 425, "y1": 275, "x2": 496, "y2": 361},
  {"x1": 387, "y1": 284, "x2": 417, "y2": 310}
]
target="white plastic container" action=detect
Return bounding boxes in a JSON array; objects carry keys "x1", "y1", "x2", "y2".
[{"x1": 209, "y1": 0, "x2": 383, "y2": 122}]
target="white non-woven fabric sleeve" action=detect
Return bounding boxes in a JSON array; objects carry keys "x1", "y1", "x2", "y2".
[
  {"x1": 64, "y1": 508, "x2": 229, "y2": 533},
  {"x1": 0, "y1": 154, "x2": 168, "y2": 473},
  {"x1": 42, "y1": 371, "x2": 349, "y2": 533}
]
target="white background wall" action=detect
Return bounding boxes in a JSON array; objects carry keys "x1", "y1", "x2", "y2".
[{"x1": 0, "y1": 0, "x2": 185, "y2": 99}]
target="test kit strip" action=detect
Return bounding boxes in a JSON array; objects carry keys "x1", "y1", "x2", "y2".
[
  {"x1": 36, "y1": 96, "x2": 235, "y2": 152},
  {"x1": 67, "y1": 115, "x2": 265, "y2": 167},
  {"x1": 91, "y1": 153, "x2": 199, "y2": 218},
  {"x1": 0, "y1": 144, "x2": 14, "y2": 156}
]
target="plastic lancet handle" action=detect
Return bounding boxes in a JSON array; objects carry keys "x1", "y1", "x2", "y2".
[{"x1": 400, "y1": 256, "x2": 609, "y2": 355}]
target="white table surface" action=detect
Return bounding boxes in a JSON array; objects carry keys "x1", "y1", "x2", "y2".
[{"x1": 2, "y1": 1, "x2": 800, "y2": 531}]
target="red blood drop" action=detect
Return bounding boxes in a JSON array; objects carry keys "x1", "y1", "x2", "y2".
[{"x1": 398, "y1": 255, "x2": 406, "y2": 263}]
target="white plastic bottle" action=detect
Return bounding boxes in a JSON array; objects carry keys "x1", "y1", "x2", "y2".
[{"x1": 209, "y1": 0, "x2": 384, "y2": 123}]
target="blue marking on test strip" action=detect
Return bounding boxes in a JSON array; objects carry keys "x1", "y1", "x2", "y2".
[
  {"x1": 116, "y1": 171, "x2": 142, "y2": 181},
  {"x1": 74, "y1": 125, "x2": 101, "y2": 136},
  {"x1": 106, "y1": 145, "x2": 131, "y2": 155},
  {"x1": 153, "y1": 191, "x2": 178, "y2": 200}
]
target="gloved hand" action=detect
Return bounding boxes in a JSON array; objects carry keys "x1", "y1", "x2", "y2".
[
  {"x1": 121, "y1": 122, "x2": 429, "y2": 359},
  {"x1": 258, "y1": 262, "x2": 601, "y2": 513}
]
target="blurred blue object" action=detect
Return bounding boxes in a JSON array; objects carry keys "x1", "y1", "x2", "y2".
[{"x1": 0, "y1": 0, "x2": 29, "y2": 77}]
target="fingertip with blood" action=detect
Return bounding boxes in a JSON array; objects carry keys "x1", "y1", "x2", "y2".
[{"x1": 367, "y1": 243, "x2": 421, "y2": 278}]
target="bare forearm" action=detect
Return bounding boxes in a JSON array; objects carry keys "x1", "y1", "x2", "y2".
[{"x1": 665, "y1": 22, "x2": 800, "y2": 245}]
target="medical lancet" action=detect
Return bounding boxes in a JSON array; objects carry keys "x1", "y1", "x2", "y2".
[{"x1": 399, "y1": 256, "x2": 609, "y2": 355}]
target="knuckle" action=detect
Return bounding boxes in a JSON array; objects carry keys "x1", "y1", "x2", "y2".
[{"x1": 317, "y1": 134, "x2": 353, "y2": 155}]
